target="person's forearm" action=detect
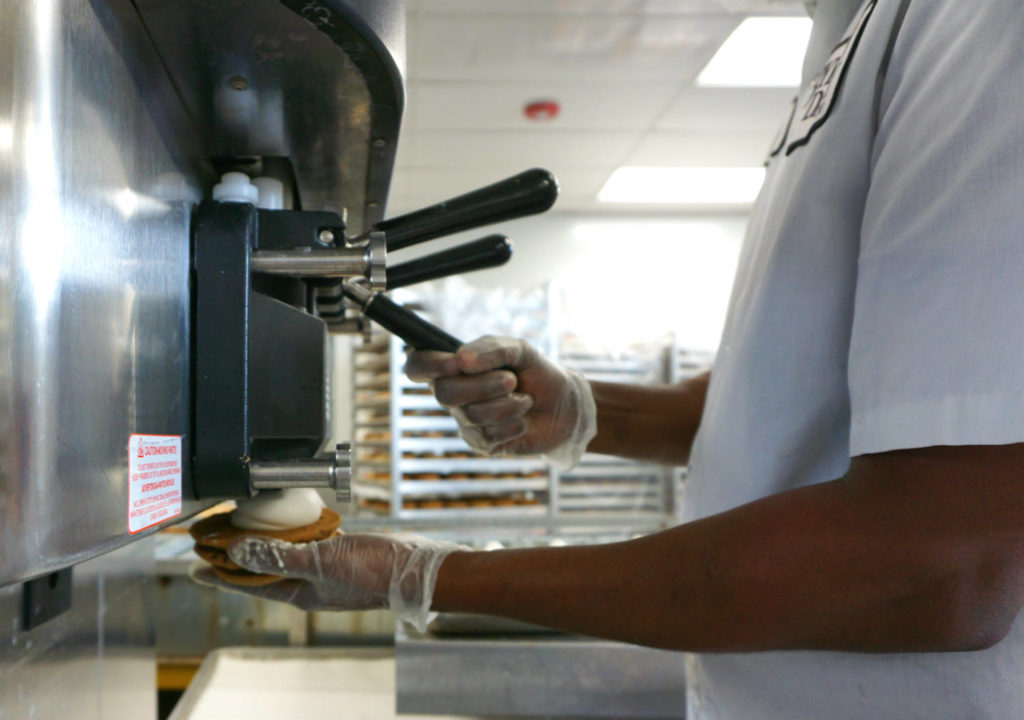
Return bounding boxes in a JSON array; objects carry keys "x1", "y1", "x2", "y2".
[
  {"x1": 433, "y1": 484, "x2": 884, "y2": 652},
  {"x1": 587, "y1": 371, "x2": 710, "y2": 464},
  {"x1": 433, "y1": 446, "x2": 1024, "y2": 653}
]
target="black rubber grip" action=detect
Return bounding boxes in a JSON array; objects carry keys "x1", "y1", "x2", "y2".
[
  {"x1": 363, "y1": 293, "x2": 463, "y2": 352},
  {"x1": 376, "y1": 168, "x2": 558, "y2": 252},
  {"x1": 386, "y1": 235, "x2": 513, "y2": 290}
]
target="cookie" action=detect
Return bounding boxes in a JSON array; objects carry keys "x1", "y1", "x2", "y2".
[
  {"x1": 190, "y1": 507, "x2": 340, "y2": 549},
  {"x1": 194, "y1": 543, "x2": 238, "y2": 570},
  {"x1": 209, "y1": 565, "x2": 287, "y2": 587},
  {"x1": 191, "y1": 507, "x2": 341, "y2": 586}
]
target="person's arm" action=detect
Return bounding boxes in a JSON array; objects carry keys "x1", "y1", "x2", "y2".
[
  {"x1": 588, "y1": 372, "x2": 710, "y2": 465},
  {"x1": 434, "y1": 443, "x2": 1024, "y2": 652},
  {"x1": 212, "y1": 442, "x2": 1024, "y2": 652}
]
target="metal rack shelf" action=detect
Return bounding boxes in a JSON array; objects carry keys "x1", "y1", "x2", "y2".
[
  {"x1": 340, "y1": 511, "x2": 669, "y2": 536},
  {"x1": 397, "y1": 505, "x2": 546, "y2": 521},
  {"x1": 352, "y1": 482, "x2": 391, "y2": 501},
  {"x1": 351, "y1": 329, "x2": 556, "y2": 526},
  {"x1": 551, "y1": 348, "x2": 673, "y2": 520},
  {"x1": 665, "y1": 337, "x2": 715, "y2": 521},
  {"x1": 397, "y1": 459, "x2": 548, "y2": 474},
  {"x1": 400, "y1": 479, "x2": 549, "y2": 496},
  {"x1": 348, "y1": 294, "x2": 696, "y2": 540}
]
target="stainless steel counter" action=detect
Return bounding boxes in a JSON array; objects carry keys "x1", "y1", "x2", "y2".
[
  {"x1": 397, "y1": 621, "x2": 687, "y2": 719},
  {"x1": 169, "y1": 647, "x2": 525, "y2": 720},
  {"x1": 169, "y1": 645, "x2": 681, "y2": 720}
]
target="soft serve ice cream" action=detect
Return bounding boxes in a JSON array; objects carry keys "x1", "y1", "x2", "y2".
[{"x1": 230, "y1": 488, "x2": 325, "y2": 530}]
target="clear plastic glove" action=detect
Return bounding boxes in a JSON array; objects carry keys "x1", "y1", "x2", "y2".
[
  {"x1": 189, "y1": 533, "x2": 466, "y2": 632},
  {"x1": 405, "y1": 335, "x2": 597, "y2": 470}
]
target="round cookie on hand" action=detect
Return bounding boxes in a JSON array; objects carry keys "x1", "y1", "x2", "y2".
[{"x1": 190, "y1": 488, "x2": 341, "y2": 587}]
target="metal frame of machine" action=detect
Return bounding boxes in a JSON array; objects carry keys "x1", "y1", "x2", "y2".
[
  {"x1": 0, "y1": 0, "x2": 408, "y2": 590},
  {"x1": 0, "y1": 1, "x2": 404, "y2": 716}
]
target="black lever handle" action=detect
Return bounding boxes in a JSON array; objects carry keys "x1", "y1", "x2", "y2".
[
  {"x1": 374, "y1": 168, "x2": 557, "y2": 252},
  {"x1": 386, "y1": 235, "x2": 512, "y2": 291},
  {"x1": 344, "y1": 283, "x2": 462, "y2": 352}
]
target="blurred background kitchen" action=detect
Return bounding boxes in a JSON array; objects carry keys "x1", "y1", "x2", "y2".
[
  {"x1": 333, "y1": 0, "x2": 802, "y2": 546},
  {"x1": 0, "y1": 1, "x2": 811, "y2": 718}
]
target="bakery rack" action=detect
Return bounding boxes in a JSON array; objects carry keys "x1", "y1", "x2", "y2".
[
  {"x1": 352, "y1": 327, "x2": 553, "y2": 528},
  {"x1": 552, "y1": 346, "x2": 670, "y2": 524},
  {"x1": 349, "y1": 293, "x2": 699, "y2": 540}
]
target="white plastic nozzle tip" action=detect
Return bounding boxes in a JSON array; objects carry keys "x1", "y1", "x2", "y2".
[
  {"x1": 212, "y1": 172, "x2": 259, "y2": 204},
  {"x1": 253, "y1": 176, "x2": 285, "y2": 210}
]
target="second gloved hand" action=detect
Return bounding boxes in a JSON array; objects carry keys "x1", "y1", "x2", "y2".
[
  {"x1": 191, "y1": 533, "x2": 465, "y2": 632},
  {"x1": 404, "y1": 336, "x2": 597, "y2": 470}
]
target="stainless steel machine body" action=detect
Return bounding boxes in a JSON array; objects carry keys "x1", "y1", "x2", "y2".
[
  {"x1": 0, "y1": 0, "x2": 404, "y2": 715},
  {"x1": 0, "y1": 0, "x2": 204, "y2": 587},
  {"x1": 0, "y1": 0, "x2": 405, "y2": 588}
]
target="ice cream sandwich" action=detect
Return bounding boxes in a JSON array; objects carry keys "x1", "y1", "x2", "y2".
[{"x1": 191, "y1": 501, "x2": 341, "y2": 587}]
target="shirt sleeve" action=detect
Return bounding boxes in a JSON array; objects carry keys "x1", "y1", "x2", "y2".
[{"x1": 848, "y1": 0, "x2": 1024, "y2": 456}]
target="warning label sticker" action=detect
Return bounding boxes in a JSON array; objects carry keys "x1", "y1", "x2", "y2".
[{"x1": 128, "y1": 434, "x2": 183, "y2": 534}]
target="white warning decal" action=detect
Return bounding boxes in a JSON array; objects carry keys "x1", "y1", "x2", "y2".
[{"x1": 128, "y1": 434, "x2": 182, "y2": 533}]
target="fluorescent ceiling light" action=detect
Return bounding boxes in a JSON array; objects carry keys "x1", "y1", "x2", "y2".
[
  {"x1": 598, "y1": 167, "x2": 766, "y2": 205},
  {"x1": 697, "y1": 17, "x2": 812, "y2": 88}
]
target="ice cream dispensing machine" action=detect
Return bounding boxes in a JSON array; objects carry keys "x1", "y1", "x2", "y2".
[
  {"x1": 0, "y1": 3, "x2": 693, "y2": 717},
  {"x1": 192, "y1": 167, "x2": 557, "y2": 503},
  {"x1": 0, "y1": 0, "x2": 557, "y2": 624}
]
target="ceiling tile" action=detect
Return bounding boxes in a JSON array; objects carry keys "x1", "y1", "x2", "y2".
[
  {"x1": 413, "y1": 0, "x2": 734, "y2": 14},
  {"x1": 389, "y1": 166, "x2": 612, "y2": 214},
  {"x1": 393, "y1": 0, "x2": 808, "y2": 217},
  {"x1": 412, "y1": 11, "x2": 739, "y2": 82},
  {"x1": 393, "y1": 115, "x2": 418, "y2": 168},
  {"x1": 549, "y1": 168, "x2": 611, "y2": 198},
  {"x1": 385, "y1": 171, "x2": 412, "y2": 210},
  {"x1": 392, "y1": 138, "x2": 416, "y2": 170},
  {"x1": 626, "y1": 129, "x2": 775, "y2": 166},
  {"x1": 715, "y1": 0, "x2": 806, "y2": 12},
  {"x1": 656, "y1": 87, "x2": 796, "y2": 131},
  {"x1": 409, "y1": 79, "x2": 682, "y2": 131},
  {"x1": 406, "y1": 130, "x2": 639, "y2": 169},
  {"x1": 387, "y1": 167, "x2": 530, "y2": 214},
  {"x1": 405, "y1": 6, "x2": 422, "y2": 81},
  {"x1": 410, "y1": 1, "x2": 809, "y2": 15}
]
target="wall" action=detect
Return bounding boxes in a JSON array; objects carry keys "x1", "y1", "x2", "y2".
[{"x1": 389, "y1": 210, "x2": 748, "y2": 353}]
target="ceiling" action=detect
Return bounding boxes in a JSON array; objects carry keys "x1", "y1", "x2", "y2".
[{"x1": 387, "y1": 0, "x2": 807, "y2": 214}]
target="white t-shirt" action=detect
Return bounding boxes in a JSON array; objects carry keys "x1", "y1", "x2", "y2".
[{"x1": 682, "y1": 0, "x2": 1024, "y2": 717}]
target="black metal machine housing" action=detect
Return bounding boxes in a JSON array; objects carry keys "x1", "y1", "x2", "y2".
[{"x1": 192, "y1": 201, "x2": 343, "y2": 498}]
